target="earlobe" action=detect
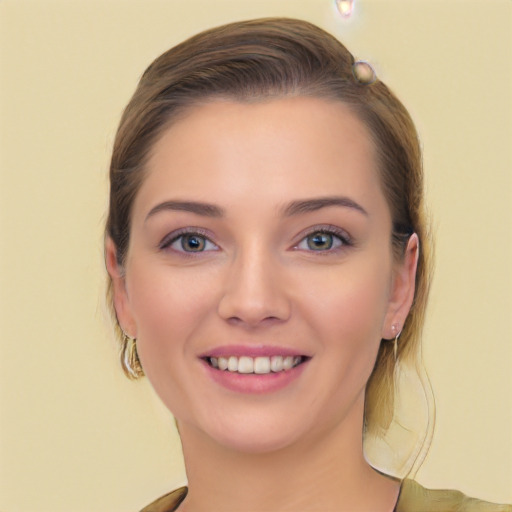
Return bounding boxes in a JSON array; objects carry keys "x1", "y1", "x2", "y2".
[
  {"x1": 105, "y1": 237, "x2": 137, "y2": 338},
  {"x1": 382, "y1": 234, "x2": 419, "y2": 339}
]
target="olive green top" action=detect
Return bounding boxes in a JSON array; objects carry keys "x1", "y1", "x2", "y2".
[
  {"x1": 398, "y1": 480, "x2": 512, "y2": 512},
  {"x1": 140, "y1": 480, "x2": 512, "y2": 512}
]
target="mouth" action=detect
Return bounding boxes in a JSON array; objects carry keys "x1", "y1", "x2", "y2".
[{"x1": 203, "y1": 355, "x2": 309, "y2": 375}]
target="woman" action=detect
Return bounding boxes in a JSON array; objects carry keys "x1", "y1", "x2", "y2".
[{"x1": 104, "y1": 18, "x2": 511, "y2": 512}]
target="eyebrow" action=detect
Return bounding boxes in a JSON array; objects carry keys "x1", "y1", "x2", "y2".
[
  {"x1": 145, "y1": 200, "x2": 225, "y2": 222},
  {"x1": 145, "y1": 195, "x2": 367, "y2": 223},
  {"x1": 282, "y1": 196, "x2": 368, "y2": 217}
]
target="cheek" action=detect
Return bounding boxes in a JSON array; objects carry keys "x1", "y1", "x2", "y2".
[
  {"x1": 125, "y1": 263, "x2": 223, "y2": 421},
  {"x1": 282, "y1": 257, "x2": 394, "y2": 431},
  {"x1": 126, "y1": 263, "x2": 220, "y2": 362},
  {"x1": 306, "y1": 260, "x2": 391, "y2": 340},
  {"x1": 299, "y1": 256, "x2": 393, "y2": 383}
]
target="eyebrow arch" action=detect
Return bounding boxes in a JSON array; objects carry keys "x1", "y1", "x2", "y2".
[
  {"x1": 145, "y1": 200, "x2": 225, "y2": 222},
  {"x1": 282, "y1": 196, "x2": 368, "y2": 217}
]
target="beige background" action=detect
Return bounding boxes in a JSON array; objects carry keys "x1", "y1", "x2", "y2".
[{"x1": 0, "y1": 0, "x2": 510, "y2": 510}]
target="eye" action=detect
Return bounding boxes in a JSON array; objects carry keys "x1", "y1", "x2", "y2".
[
  {"x1": 162, "y1": 231, "x2": 218, "y2": 253},
  {"x1": 296, "y1": 229, "x2": 349, "y2": 252}
]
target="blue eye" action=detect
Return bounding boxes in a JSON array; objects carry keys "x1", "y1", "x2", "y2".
[
  {"x1": 296, "y1": 230, "x2": 347, "y2": 251},
  {"x1": 165, "y1": 232, "x2": 218, "y2": 253}
]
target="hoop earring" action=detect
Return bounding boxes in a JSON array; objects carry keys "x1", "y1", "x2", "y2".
[
  {"x1": 391, "y1": 324, "x2": 402, "y2": 363},
  {"x1": 122, "y1": 333, "x2": 144, "y2": 378}
]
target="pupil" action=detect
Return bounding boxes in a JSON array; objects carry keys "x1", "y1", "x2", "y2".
[
  {"x1": 182, "y1": 235, "x2": 204, "y2": 251},
  {"x1": 308, "y1": 233, "x2": 333, "y2": 250}
]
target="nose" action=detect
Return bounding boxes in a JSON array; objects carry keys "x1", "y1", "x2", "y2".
[{"x1": 217, "y1": 243, "x2": 292, "y2": 327}]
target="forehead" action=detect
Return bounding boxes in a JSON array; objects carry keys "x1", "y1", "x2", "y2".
[{"x1": 136, "y1": 96, "x2": 386, "y2": 218}]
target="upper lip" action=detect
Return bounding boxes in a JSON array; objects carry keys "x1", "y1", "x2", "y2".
[{"x1": 199, "y1": 344, "x2": 311, "y2": 359}]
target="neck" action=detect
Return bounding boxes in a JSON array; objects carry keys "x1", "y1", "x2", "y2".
[{"x1": 176, "y1": 396, "x2": 400, "y2": 512}]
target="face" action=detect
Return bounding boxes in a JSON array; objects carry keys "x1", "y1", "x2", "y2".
[{"x1": 107, "y1": 97, "x2": 417, "y2": 454}]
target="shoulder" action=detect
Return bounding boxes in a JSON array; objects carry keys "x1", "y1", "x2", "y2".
[
  {"x1": 396, "y1": 479, "x2": 512, "y2": 512},
  {"x1": 139, "y1": 486, "x2": 187, "y2": 512}
]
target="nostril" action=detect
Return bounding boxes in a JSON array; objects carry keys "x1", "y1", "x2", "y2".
[
  {"x1": 216, "y1": 261, "x2": 292, "y2": 325},
  {"x1": 224, "y1": 315, "x2": 283, "y2": 328}
]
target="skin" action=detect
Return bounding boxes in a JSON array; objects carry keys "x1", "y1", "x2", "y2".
[{"x1": 106, "y1": 97, "x2": 419, "y2": 511}]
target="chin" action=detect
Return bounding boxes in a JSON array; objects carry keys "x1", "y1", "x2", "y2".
[
  {"x1": 184, "y1": 407, "x2": 314, "y2": 455},
  {"x1": 211, "y1": 426, "x2": 303, "y2": 455}
]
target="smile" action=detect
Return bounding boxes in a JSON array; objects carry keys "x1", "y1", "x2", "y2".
[{"x1": 207, "y1": 355, "x2": 305, "y2": 374}]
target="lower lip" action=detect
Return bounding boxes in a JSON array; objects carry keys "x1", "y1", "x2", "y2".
[{"x1": 201, "y1": 359, "x2": 308, "y2": 394}]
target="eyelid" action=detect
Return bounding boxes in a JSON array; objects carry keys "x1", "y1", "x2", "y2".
[
  {"x1": 159, "y1": 227, "x2": 219, "y2": 252},
  {"x1": 158, "y1": 225, "x2": 352, "y2": 253},
  {"x1": 293, "y1": 225, "x2": 353, "y2": 251}
]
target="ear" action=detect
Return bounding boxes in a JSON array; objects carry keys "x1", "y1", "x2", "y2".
[
  {"x1": 105, "y1": 237, "x2": 137, "y2": 338},
  {"x1": 381, "y1": 233, "x2": 419, "y2": 339}
]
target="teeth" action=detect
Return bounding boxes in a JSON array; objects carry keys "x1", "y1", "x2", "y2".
[
  {"x1": 270, "y1": 355, "x2": 283, "y2": 372},
  {"x1": 238, "y1": 356, "x2": 254, "y2": 374},
  {"x1": 209, "y1": 355, "x2": 303, "y2": 374},
  {"x1": 283, "y1": 356, "x2": 294, "y2": 370},
  {"x1": 228, "y1": 356, "x2": 238, "y2": 372},
  {"x1": 254, "y1": 356, "x2": 270, "y2": 374}
]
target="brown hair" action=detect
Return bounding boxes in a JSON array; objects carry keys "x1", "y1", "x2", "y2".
[{"x1": 105, "y1": 17, "x2": 433, "y2": 438}]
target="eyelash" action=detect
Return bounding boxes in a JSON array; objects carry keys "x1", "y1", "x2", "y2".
[
  {"x1": 294, "y1": 226, "x2": 353, "y2": 253},
  {"x1": 159, "y1": 225, "x2": 353, "y2": 255},
  {"x1": 159, "y1": 228, "x2": 218, "y2": 254}
]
